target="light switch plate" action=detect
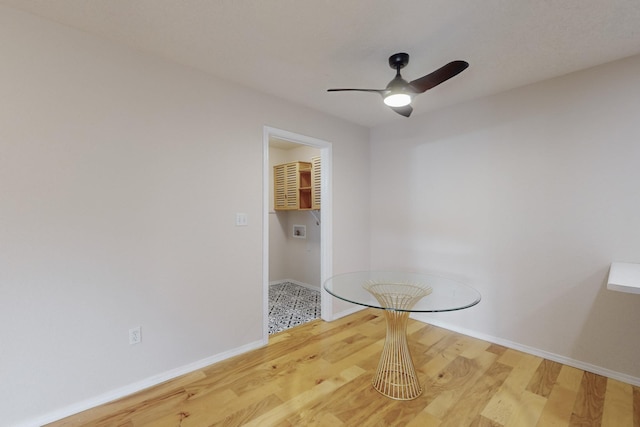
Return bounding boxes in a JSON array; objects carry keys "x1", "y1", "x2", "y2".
[{"x1": 235, "y1": 213, "x2": 248, "y2": 226}]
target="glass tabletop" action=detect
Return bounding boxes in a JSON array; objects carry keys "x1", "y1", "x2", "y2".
[{"x1": 323, "y1": 271, "x2": 481, "y2": 313}]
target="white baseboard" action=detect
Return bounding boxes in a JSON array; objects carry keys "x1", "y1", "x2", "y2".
[
  {"x1": 323, "y1": 305, "x2": 364, "y2": 321},
  {"x1": 413, "y1": 315, "x2": 640, "y2": 387},
  {"x1": 19, "y1": 339, "x2": 265, "y2": 427}
]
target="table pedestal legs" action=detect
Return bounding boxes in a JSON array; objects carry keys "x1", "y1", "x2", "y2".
[
  {"x1": 363, "y1": 282, "x2": 432, "y2": 400},
  {"x1": 372, "y1": 309, "x2": 422, "y2": 400}
]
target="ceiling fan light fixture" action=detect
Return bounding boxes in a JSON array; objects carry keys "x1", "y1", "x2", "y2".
[
  {"x1": 383, "y1": 92, "x2": 412, "y2": 107},
  {"x1": 327, "y1": 52, "x2": 469, "y2": 117}
]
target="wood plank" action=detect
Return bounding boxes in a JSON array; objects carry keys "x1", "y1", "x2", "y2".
[
  {"x1": 95, "y1": 388, "x2": 190, "y2": 427},
  {"x1": 324, "y1": 375, "x2": 411, "y2": 425},
  {"x1": 470, "y1": 414, "x2": 503, "y2": 426},
  {"x1": 425, "y1": 351, "x2": 498, "y2": 419},
  {"x1": 535, "y1": 364, "x2": 584, "y2": 427},
  {"x1": 497, "y1": 348, "x2": 527, "y2": 368},
  {"x1": 505, "y1": 390, "x2": 547, "y2": 427},
  {"x1": 633, "y1": 386, "x2": 640, "y2": 427},
  {"x1": 480, "y1": 352, "x2": 542, "y2": 425},
  {"x1": 485, "y1": 343, "x2": 509, "y2": 356},
  {"x1": 241, "y1": 366, "x2": 363, "y2": 427},
  {"x1": 438, "y1": 358, "x2": 511, "y2": 427},
  {"x1": 537, "y1": 385, "x2": 579, "y2": 427},
  {"x1": 526, "y1": 359, "x2": 563, "y2": 398},
  {"x1": 208, "y1": 394, "x2": 285, "y2": 427},
  {"x1": 405, "y1": 411, "x2": 442, "y2": 427},
  {"x1": 569, "y1": 371, "x2": 607, "y2": 426},
  {"x1": 602, "y1": 378, "x2": 634, "y2": 427},
  {"x1": 49, "y1": 370, "x2": 207, "y2": 426},
  {"x1": 163, "y1": 389, "x2": 238, "y2": 427},
  {"x1": 556, "y1": 364, "x2": 585, "y2": 392}
]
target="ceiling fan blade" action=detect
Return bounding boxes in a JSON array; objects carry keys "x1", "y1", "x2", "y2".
[
  {"x1": 409, "y1": 60, "x2": 469, "y2": 93},
  {"x1": 327, "y1": 88, "x2": 384, "y2": 94},
  {"x1": 390, "y1": 104, "x2": 413, "y2": 117}
]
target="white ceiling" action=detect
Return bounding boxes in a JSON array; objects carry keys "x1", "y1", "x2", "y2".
[{"x1": 3, "y1": 0, "x2": 640, "y2": 128}]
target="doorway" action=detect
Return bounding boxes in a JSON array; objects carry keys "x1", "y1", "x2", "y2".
[{"x1": 262, "y1": 127, "x2": 333, "y2": 340}]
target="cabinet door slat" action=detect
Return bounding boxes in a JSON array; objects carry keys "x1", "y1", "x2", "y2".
[{"x1": 312, "y1": 156, "x2": 321, "y2": 210}]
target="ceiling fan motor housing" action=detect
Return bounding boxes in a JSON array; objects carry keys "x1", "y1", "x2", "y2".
[{"x1": 389, "y1": 52, "x2": 409, "y2": 70}]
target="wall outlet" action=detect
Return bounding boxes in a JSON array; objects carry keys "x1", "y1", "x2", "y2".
[{"x1": 129, "y1": 326, "x2": 141, "y2": 345}]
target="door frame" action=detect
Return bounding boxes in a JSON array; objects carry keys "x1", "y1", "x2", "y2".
[{"x1": 262, "y1": 126, "x2": 334, "y2": 341}]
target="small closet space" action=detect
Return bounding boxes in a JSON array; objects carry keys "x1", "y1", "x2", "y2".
[{"x1": 268, "y1": 139, "x2": 321, "y2": 334}]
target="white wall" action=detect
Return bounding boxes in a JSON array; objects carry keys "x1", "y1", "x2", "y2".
[
  {"x1": 0, "y1": 6, "x2": 370, "y2": 426},
  {"x1": 370, "y1": 54, "x2": 640, "y2": 382},
  {"x1": 268, "y1": 147, "x2": 291, "y2": 281},
  {"x1": 277, "y1": 210, "x2": 322, "y2": 287},
  {"x1": 268, "y1": 145, "x2": 322, "y2": 287}
]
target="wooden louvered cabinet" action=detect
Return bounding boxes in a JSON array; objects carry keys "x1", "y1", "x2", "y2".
[
  {"x1": 273, "y1": 160, "x2": 321, "y2": 211},
  {"x1": 273, "y1": 163, "x2": 289, "y2": 210},
  {"x1": 311, "y1": 156, "x2": 321, "y2": 210}
]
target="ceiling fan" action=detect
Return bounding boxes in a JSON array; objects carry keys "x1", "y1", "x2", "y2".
[{"x1": 327, "y1": 53, "x2": 469, "y2": 117}]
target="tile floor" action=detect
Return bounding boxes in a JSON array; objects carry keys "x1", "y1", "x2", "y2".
[{"x1": 268, "y1": 281, "x2": 321, "y2": 334}]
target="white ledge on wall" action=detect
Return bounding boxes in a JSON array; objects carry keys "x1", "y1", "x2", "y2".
[{"x1": 607, "y1": 262, "x2": 640, "y2": 294}]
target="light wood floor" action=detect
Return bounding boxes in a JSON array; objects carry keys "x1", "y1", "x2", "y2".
[{"x1": 47, "y1": 309, "x2": 639, "y2": 427}]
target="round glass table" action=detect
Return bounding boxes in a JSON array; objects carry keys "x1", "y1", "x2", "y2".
[{"x1": 323, "y1": 271, "x2": 481, "y2": 400}]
